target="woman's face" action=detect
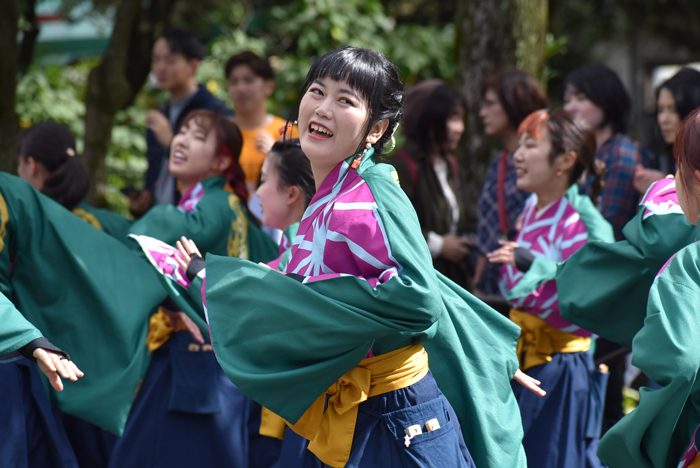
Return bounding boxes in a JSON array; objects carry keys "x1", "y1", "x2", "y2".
[
  {"x1": 256, "y1": 154, "x2": 290, "y2": 230},
  {"x1": 677, "y1": 166, "x2": 700, "y2": 225},
  {"x1": 513, "y1": 128, "x2": 557, "y2": 194},
  {"x1": 479, "y1": 89, "x2": 512, "y2": 137},
  {"x1": 563, "y1": 85, "x2": 606, "y2": 130},
  {"x1": 657, "y1": 87, "x2": 682, "y2": 145},
  {"x1": 445, "y1": 107, "x2": 465, "y2": 151},
  {"x1": 169, "y1": 119, "x2": 223, "y2": 186},
  {"x1": 298, "y1": 77, "x2": 370, "y2": 171}
]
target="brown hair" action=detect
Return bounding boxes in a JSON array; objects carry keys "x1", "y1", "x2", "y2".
[
  {"x1": 179, "y1": 110, "x2": 248, "y2": 208},
  {"x1": 224, "y1": 51, "x2": 274, "y2": 81},
  {"x1": 519, "y1": 108, "x2": 605, "y2": 202},
  {"x1": 674, "y1": 107, "x2": 700, "y2": 196},
  {"x1": 481, "y1": 70, "x2": 548, "y2": 129}
]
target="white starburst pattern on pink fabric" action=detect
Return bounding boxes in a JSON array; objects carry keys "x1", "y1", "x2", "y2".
[
  {"x1": 500, "y1": 194, "x2": 592, "y2": 337},
  {"x1": 640, "y1": 178, "x2": 684, "y2": 220},
  {"x1": 285, "y1": 161, "x2": 402, "y2": 289}
]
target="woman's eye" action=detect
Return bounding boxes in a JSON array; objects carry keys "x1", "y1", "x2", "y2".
[
  {"x1": 339, "y1": 98, "x2": 353, "y2": 105},
  {"x1": 310, "y1": 88, "x2": 323, "y2": 96}
]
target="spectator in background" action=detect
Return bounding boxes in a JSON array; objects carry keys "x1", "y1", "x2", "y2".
[
  {"x1": 225, "y1": 51, "x2": 288, "y2": 238},
  {"x1": 634, "y1": 67, "x2": 700, "y2": 194},
  {"x1": 392, "y1": 80, "x2": 471, "y2": 287},
  {"x1": 474, "y1": 70, "x2": 548, "y2": 298},
  {"x1": 129, "y1": 28, "x2": 232, "y2": 216},
  {"x1": 563, "y1": 63, "x2": 651, "y2": 240}
]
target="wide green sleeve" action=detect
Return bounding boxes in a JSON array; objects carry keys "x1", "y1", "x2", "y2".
[
  {"x1": 0, "y1": 293, "x2": 43, "y2": 357},
  {"x1": 0, "y1": 173, "x2": 166, "y2": 435},
  {"x1": 74, "y1": 201, "x2": 133, "y2": 243},
  {"x1": 597, "y1": 243, "x2": 700, "y2": 468},
  {"x1": 426, "y1": 272, "x2": 526, "y2": 468},
  {"x1": 558, "y1": 207, "x2": 699, "y2": 349},
  {"x1": 129, "y1": 200, "x2": 227, "y2": 254}
]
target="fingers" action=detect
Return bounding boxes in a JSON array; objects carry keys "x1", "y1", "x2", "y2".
[
  {"x1": 34, "y1": 349, "x2": 84, "y2": 392},
  {"x1": 514, "y1": 369, "x2": 547, "y2": 397},
  {"x1": 185, "y1": 238, "x2": 202, "y2": 258}
]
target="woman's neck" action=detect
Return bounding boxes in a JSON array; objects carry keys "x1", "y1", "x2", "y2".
[
  {"x1": 503, "y1": 128, "x2": 519, "y2": 152},
  {"x1": 594, "y1": 124, "x2": 614, "y2": 149},
  {"x1": 311, "y1": 164, "x2": 334, "y2": 191},
  {"x1": 233, "y1": 106, "x2": 268, "y2": 130},
  {"x1": 535, "y1": 181, "x2": 569, "y2": 211}
]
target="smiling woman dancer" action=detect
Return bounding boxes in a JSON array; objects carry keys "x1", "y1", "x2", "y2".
[
  {"x1": 487, "y1": 109, "x2": 613, "y2": 468},
  {"x1": 170, "y1": 46, "x2": 546, "y2": 468}
]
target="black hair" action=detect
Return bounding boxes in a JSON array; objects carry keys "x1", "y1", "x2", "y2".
[
  {"x1": 267, "y1": 139, "x2": 316, "y2": 206},
  {"x1": 564, "y1": 64, "x2": 631, "y2": 134},
  {"x1": 403, "y1": 83, "x2": 466, "y2": 156},
  {"x1": 14, "y1": 121, "x2": 89, "y2": 210},
  {"x1": 161, "y1": 28, "x2": 204, "y2": 61},
  {"x1": 658, "y1": 67, "x2": 700, "y2": 120},
  {"x1": 287, "y1": 46, "x2": 404, "y2": 156},
  {"x1": 225, "y1": 51, "x2": 275, "y2": 81}
]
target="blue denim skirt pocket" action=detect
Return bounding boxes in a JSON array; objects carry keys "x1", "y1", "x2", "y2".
[{"x1": 381, "y1": 394, "x2": 474, "y2": 468}]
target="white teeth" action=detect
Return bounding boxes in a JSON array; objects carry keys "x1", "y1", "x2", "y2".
[
  {"x1": 310, "y1": 123, "x2": 333, "y2": 136},
  {"x1": 174, "y1": 151, "x2": 185, "y2": 159}
]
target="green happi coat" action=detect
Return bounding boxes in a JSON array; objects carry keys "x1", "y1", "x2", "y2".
[
  {"x1": 200, "y1": 153, "x2": 526, "y2": 468},
  {"x1": 72, "y1": 200, "x2": 133, "y2": 243},
  {"x1": 128, "y1": 176, "x2": 279, "y2": 332},
  {"x1": 0, "y1": 173, "x2": 167, "y2": 434},
  {"x1": 597, "y1": 240, "x2": 700, "y2": 468},
  {"x1": 128, "y1": 177, "x2": 278, "y2": 261},
  {"x1": 0, "y1": 292, "x2": 42, "y2": 357},
  {"x1": 557, "y1": 180, "x2": 699, "y2": 348}
]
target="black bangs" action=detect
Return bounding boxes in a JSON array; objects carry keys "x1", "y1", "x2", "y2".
[
  {"x1": 286, "y1": 46, "x2": 404, "y2": 156},
  {"x1": 305, "y1": 47, "x2": 385, "y2": 105}
]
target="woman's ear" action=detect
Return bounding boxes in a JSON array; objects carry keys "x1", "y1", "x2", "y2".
[
  {"x1": 556, "y1": 151, "x2": 577, "y2": 174},
  {"x1": 214, "y1": 155, "x2": 233, "y2": 174},
  {"x1": 366, "y1": 119, "x2": 390, "y2": 145},
  {"x1": 287, "y1": 185, "x2": 302, "y2": 206}
]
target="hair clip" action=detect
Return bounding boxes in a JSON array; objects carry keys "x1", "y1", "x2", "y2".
[{"x1": 66, "y1": 148, "x2": 76, "y2": 157}]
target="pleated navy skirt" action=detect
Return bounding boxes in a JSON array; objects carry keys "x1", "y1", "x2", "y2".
[
  {"x1": 107, "y1": 332, "x2": 251, "y2": 468},
  {"x1": 512, "y1": 351, "x2": 608, "y2": 468},
  {"x1": 0, "y1": 358, "x2": 78, "y2": 468}
]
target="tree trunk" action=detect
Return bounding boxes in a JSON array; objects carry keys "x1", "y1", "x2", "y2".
[
  {"x1": 18, "y1": 0, "x2": 39, "y2": 75},
  {"x1": 82, "y1": 0, "x2": 176, "y2": 203},
  {"x1": 0, "y1": 0, "x2": 20, "y2": 174},
  {"x1": 455, "y1": 0, "x2": 548, "y2": 226},
  {"x1": 514, "y1": 0, "x2": 548, "y2": 91}
]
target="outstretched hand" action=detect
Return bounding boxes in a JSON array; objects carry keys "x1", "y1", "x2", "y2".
[
  {"x1": 486, "y1": 240, "x2": 520, "y2": 267},
  {"x1": 175, "y1": 237, "x2": 202, "y2": 271},
  {"x1": 513, "y1": 369, "x2": 546, "y2": 397},
  {"x1": 34, "y1": 348, "x2": 84, "y2": 392}
]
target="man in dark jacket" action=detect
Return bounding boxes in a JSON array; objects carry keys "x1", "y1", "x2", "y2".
[{"x1": 130, "y1": 29, "x2": 232, "y2": 216}]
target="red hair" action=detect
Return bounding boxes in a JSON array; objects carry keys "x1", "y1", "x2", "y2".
[{"x1": 674, "y1": 107, "x2": 700, "y2": 194}]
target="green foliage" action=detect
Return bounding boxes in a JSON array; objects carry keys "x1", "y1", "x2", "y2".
[{"x1": 197, "y1": 0, "x2": 456, "y2": 117}]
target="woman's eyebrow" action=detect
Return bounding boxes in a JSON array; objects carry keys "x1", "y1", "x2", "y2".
[
  {"x1": 339, "y1": 88, "x2": 360, "y2": 100},
  {"x1": 312, "y1": 79, "x2": 326, "y2": 88}
]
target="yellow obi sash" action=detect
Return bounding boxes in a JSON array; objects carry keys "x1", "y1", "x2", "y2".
[
  {"x1": 145, "y1": 309, "x2": 190, "y2": 352},
  {"x1": 288, "y1": 344, "x2": 429, "y2": 468},
  {"x1": 689, "y1": 454, "x2": 700, "y2": 468},
  {"x1": 510, "y1": 309, "x2": 591, "y2": 371}
]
